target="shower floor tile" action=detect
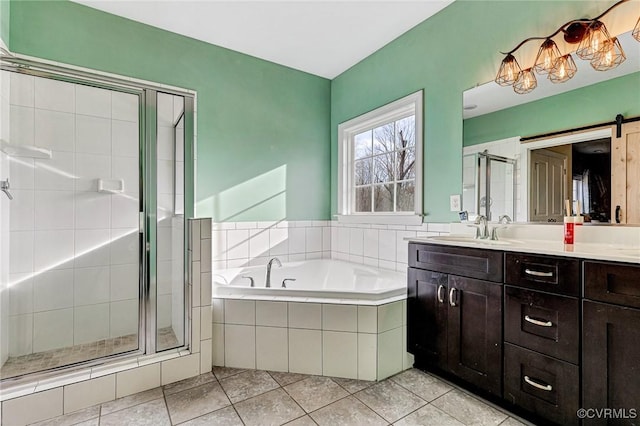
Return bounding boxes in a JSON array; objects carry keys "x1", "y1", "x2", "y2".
[{"x1": 0, "y1": 327, "x2": 179, "y2": 379}]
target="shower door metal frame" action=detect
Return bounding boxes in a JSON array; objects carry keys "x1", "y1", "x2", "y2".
[
  {"x1": 476, "y1": 151, "x2": 517, "y2": 221},
  {"x1": 0, "y1": 55, "x2": 195, "y2": 382}
]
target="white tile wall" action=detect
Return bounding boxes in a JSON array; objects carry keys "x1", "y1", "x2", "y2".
[
  {"x1": 211, "y1": 221, "x2": 332, "y2": 270},
  {"x1": 5, "y1": 72, "x2": 141, "y2": 358},
  {"x1": 330, "y1": 221, "x2": 451, "y2": 272}
]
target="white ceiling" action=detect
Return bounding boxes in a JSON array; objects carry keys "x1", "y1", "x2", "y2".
[{"x1": 72, "y1": 0, "x2": 455, "y2": 79}]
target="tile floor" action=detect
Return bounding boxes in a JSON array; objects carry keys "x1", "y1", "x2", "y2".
[
  {"x1": 28, "y1": 367, "x2": 532, "y2": 426},
  {"x1": 1, "y1": 328, "x2": 179, "y2": 379}
]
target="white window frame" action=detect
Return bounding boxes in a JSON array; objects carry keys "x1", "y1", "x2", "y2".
[{"x1": 337, "y1": 90, "x2": 423, "y2": 225}]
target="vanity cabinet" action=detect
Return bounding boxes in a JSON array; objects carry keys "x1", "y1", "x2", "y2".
[
  {"x1": 583, "y1": 261, "x2": 640, "y2": 425},
  {"x1": 408, "y1": 242, "x2": 640, "y2": 425},
  {"x1": 407, "y1": 243, "x2": 503, "y2": 396}
]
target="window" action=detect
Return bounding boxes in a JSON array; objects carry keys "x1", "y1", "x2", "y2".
[{"x1": 338, "y1": 91, "x2": 423, "y2": 224}]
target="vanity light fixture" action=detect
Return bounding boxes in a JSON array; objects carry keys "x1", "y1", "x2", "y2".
[
  {"x1": 495, "y1": 0, "x2": 639, "y2": 94},
  {"x1": 513, "y1": 68, "x2": 537, "y2": 94}
]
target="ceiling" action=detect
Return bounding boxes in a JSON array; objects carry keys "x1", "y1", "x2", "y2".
[{"x1": 72, "y1": 0, "x2": 455, "y2": 79}]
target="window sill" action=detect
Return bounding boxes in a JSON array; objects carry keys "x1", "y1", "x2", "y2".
[{"x1": 335, "y1": 214, "x2": 423, "y2": 226}]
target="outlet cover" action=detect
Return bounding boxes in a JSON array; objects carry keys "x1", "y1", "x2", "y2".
[{"x1": 450, "y1": 194, "x2": 461, "y2": 212}]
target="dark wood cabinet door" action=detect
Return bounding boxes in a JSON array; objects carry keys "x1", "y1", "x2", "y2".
[
  {"x1": 447, "y1": 275, "x2": 503, "y2": 396},
  {"x1": 407, "y1": 267, "x2": 448, "y2": 369},
  {"x1": 583, "y1": 301, "x2": 640, "y2": 426}
]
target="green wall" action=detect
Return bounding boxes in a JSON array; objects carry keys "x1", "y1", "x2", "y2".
[
  {"x1": 330, "y1": 0, "x2": 639, "y2": 222},
  {"x1": 464, "y1": 72, "x2": 640, "y2": 146},
  {"x1": 8, "y1": 0, "x2": 331, "y2": 221}
]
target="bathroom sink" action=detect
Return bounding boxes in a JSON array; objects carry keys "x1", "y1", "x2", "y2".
[{"x1": 427, "y1": 235, "x2": 517, "y2": 246}]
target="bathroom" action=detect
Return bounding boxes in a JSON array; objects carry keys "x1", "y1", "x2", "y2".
[{"x1": 1, "y1": 0, "x2": 639, "y2": 425}]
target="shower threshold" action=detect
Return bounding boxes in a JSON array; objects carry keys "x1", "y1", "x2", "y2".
[{"x1": 0, "y1": 328, "x2": 179, "y2": 380}]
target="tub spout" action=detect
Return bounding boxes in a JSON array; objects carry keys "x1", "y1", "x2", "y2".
[{"x1": 266, "y1": 257, "x2": 282, "y2": 288}]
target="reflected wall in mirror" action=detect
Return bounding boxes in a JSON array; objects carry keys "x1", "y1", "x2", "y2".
[{"x1": 462, "y1": 25, "x2": 640, "y2": 223}]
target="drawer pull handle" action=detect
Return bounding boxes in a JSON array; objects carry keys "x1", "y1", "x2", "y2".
[
  {"x1": 524, "y1": 375, "x2": 553, "y2": 392},
  {"x1": 437, "y1": 285, "x2": 445, "y2": 303},
  {"x1": 524, "y1": 269, "x2": 553, "y2": 277},
  {"x1": 524, "y1": 315, "x2": 553, "y2": 327},
  {"x1": 449, "y1": 288, "x2": 457, "y2": 307}
]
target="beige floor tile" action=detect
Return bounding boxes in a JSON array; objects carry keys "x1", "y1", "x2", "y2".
[
  {"x1": 354, "y1": 380, "x2": 426, "y2": 423},
  {"x1": 73, "y1": 419, "x2": 99, "y2": 426},
  {"x1": 178, "y1": 405, "x2": 244, "y2": 426},
  {"x1": 269, "y1": 370, "x2": 308, "y2": 387},
  {"x1": 165, "y1": 381, "x2": 231, "y2": 424},
  {"x1": 431, "y1": 390, "x2": 508, "y2": 426},
  {"x1": 163, "y1": 372, "x2": 216, "y2": 396},
  {"x1": 219, "y1": 370, "x2": 279, "y2": 403},
  {"x1": 284, "y1": 376, "x2": 349, "y2": 413},
  {"x1": 101, "y1": 387, "x2": 164, "y2": 415},
  {"x1": 390, "y1": 369, "x2": 453, "y2": 402},
  {"x1": 310, "y1": 395, "x2": 386, "y2": 426},
  {"x1": 284, "y1": 415, "x2": 318, "y2": 425},
  {"x1": 234, "y1": 388, "x2": 306, "y2": 426},
  {"x1": 212, "y1": 366, "x2": 246, "y2": 380},
  {"x1": 331, "y1": 377, "x2": 374, "y2": 394},
  {"x1": 394, "y1": 404, "x2": 464, "y2": 426},
  {"x1": 499, "y1": 417, "x2": 531, "y2": 426},
  {"x1": 100, "y1": 398, "x2": 170, "y2": 426}
]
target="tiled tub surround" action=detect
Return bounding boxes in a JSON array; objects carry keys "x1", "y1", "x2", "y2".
[
  {"x1": 210, "y1": 220, "x2": 452, "y2": 273},
  {"x1": 211, "y1": 298, "x2": 414, "y2": 381},
  {"x1": 0, "y1": 218, "x2": 213, "y2": 426}
]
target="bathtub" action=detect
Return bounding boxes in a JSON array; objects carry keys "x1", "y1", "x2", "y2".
[
  {"x1": 212, "y1": 259, "x2": 406, "y2": 304},
  {"x1": 211, "y1": 259, "x2": 413, "y2": 381}
]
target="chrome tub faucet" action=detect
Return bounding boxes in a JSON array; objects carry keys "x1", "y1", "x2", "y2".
[{"x1": 265, "y1": 257, "x2": 282, "y2": 288}]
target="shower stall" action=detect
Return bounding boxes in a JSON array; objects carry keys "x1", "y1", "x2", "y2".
[
  {"x1": 0, "y1": 55, "x2": 194, "y2": 380},
  {"x1": 462, "y1": 150, "x2": 517, "y2": 221}
]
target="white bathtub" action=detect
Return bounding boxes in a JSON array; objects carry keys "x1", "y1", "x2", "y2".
[{"x1": 213, "y1": 259, "x2": 406, "y2": 303}]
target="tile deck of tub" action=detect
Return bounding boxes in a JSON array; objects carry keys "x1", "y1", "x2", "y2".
[{"x1": 26, "y1": 366, "x2": 532, "y2": 426}]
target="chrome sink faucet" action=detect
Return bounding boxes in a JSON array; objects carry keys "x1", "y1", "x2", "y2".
[
  {"x1": 469, "y1": 215, "x2": 489, "y2": 239},
  {"x1": 491, "y1": 215, "x2": 512, "y2": 241},
  {"x1": 265, "y1": 257, "x2": 282, "y2": 288}
]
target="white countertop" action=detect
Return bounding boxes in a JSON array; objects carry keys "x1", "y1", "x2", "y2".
[
  {"x1": 406, "y1": 223, "x2": 640, "y2": 264},
  {"x1": 407, "y1": 235, "x2": 640, "y2": 264}
]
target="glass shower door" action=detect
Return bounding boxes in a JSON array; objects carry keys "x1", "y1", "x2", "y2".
[{"x1": 0, "y1": 70, "x2": 142, "y2": 378}]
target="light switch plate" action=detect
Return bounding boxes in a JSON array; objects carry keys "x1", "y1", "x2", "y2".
[{"x1": 450, "y1": 194, "x2": 461, "y2": 212}]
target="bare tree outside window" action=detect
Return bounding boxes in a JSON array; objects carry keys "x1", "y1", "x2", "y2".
[{"x1": 354, "y1": 116, "x2": 416, "y2": 212}]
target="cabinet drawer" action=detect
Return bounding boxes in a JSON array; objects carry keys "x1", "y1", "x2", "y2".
[
  {"x1": 584, "y1": 261, "x2": 640, "y2": 308},
  {"x1": 409, "y1": 243, "x2": 503, "y2": 282},
  {"x1": 504, "y1": 286, "x2": 579, "y2": 364},
  {"x1": 504, "y1": 343, "x2": 579, "y2": 426},
  {"x1": 505, "y1": 253, "x2": 579, "y2": 296}
]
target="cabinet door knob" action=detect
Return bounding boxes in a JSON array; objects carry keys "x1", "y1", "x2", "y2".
[
  {"x1": 437, "y1": 285, "x2": 445, "y2": 303},
  {"x1": 524, "y1": 315, "x2": 553, "y2": 327},
  {"x1": 524, "y1": 375, "x2": 553, "y2": 391},
  {"x1": 524, "y1": 269, "x2": 553, "y2": 277},
  {"x1": 449, "y1": 288, "x2": 457, "y2": 307}
]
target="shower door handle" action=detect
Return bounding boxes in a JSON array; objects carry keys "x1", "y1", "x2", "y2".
[{"x1": 1, "y1": 179, "x2": 13, "y2": 200}]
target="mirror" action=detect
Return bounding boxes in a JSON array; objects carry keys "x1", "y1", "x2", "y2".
[{"x1": 462, "y1": 29, "x2": 640, "y2": 223}]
